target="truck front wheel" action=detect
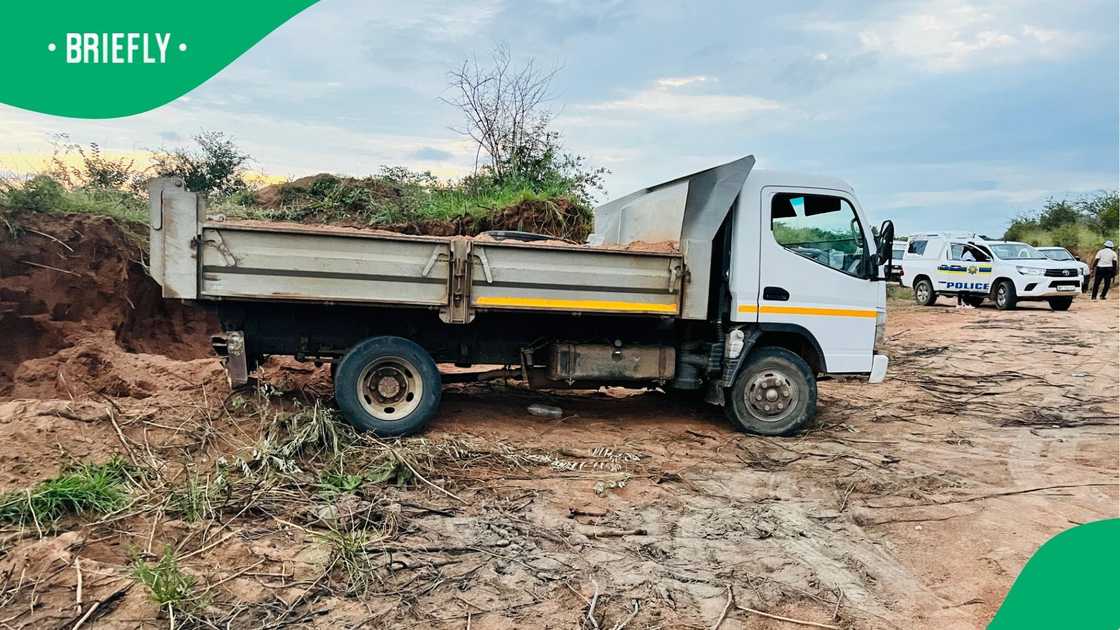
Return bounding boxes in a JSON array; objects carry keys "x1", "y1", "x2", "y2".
[
  {"x1": 726, "y1": 347, "x2": 816, "y2": 436},
  {"x1": 334, "y1": 336, "x2": 441, "y2": 437}
]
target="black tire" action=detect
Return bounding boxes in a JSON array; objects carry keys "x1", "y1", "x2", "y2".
[
  {"x1": 994, "y1": 280, "x2": 1017, "y2": 310},
  {"x1": 1048, "y1": 296, "x2": 1073, "y2": 311},
  {"x1": 334, "y1": 336, "x2": 441, "y2": 436},
  {"x1": 961, "y1": 295, "x2": 985, "y2": 307},
  {"x1": 726, "y1": 347, "x2": 816, "y2": 436},
  {"x1": 913, "y1": 277, "x2": 936, "y2": 306}
]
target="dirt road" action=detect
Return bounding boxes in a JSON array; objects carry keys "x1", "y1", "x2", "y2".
[{"x1": 0, "y1": 218, "x2": 1117, "y2": 629}]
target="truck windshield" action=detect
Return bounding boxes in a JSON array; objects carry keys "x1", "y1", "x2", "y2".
[
  {"x1": 1040, "y1": 249, "x2": 1074, "y2": 261},
  {"x1": 989, "y1": 243, "x2": 1047, "y2": 260}
]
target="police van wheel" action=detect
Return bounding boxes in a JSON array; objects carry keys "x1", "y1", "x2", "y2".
[
  {"x1": 1048, "y1": 296, "x2": 1073, "y2": 311},
  {"x1": 334, "y1": 336, "x2": 441, "y2": 437},
  {"x1": 914, "y1": 278, "x2": 936, "y2": 306},
  {"x1": 995, "y1": 280, "x2": 1017, "y2": 310},
  {"x1": 727, "y1": 347, "x2": 816, "y2": 437}
]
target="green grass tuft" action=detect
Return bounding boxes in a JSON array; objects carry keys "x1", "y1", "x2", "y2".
[
  {"x1": 134, "y1": 546, "x2": 197, "y2": 607},
  {"x1": 317, "y1": 471, "x2": 365, "y2": 499},
  {"x1": 0, "y1": 458, "x2": 133, "y2": 527}
]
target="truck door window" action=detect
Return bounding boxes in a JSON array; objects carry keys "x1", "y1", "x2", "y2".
[{"x1": 771, "y1": 192, "x2": 868, "y2": 277}]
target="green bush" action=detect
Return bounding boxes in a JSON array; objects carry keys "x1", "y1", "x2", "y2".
[
  {"x1": 0, "y1": 175, "x2": 148, "y2": 224},
  {"x1": 1004, "y1": 191, "x2": 1119, "y2": 258}
]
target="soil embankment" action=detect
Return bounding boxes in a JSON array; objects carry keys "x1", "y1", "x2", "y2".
[{"x1": 0, "y1": 212, "x2": 216, "y2": 399}]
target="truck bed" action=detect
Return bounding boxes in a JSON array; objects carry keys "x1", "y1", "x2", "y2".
[{"x1": 192, "y1": 219, "x2": 685, "y2": 322}]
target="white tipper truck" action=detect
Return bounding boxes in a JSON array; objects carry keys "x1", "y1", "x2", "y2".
[{"x1": 148, "y1": 155, "x2": 894, "y2": 437}]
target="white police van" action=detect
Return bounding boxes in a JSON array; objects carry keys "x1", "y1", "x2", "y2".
[{"x1": 900, "y1": 233, "x2": 1082, "y2": 311}]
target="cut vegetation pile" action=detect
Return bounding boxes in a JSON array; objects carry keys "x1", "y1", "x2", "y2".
[{"x1": 242, "y1": 172, "x2": 594, "y2": 241}]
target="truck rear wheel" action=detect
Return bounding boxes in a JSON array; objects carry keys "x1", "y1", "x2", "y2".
[
  {"x1": 1048, "y1": 296, "x2": 1073, "y2": 311},
  {"x1": 994, "y1": 280, "x2": 1017, "y2": 310},
  {"x1": 914, "y1": 277, "x2": 936, "y2": 306},
  {"x1": 334, "y1": 336, "x2": 441, "y2": 437},
  {"x1": 727, "y1": 347, "x2": 816, "y2": 436}
]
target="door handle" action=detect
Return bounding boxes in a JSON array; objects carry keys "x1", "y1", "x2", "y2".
[{"x1": 763, "y1": 286, "x2": 790, "y2": 301}]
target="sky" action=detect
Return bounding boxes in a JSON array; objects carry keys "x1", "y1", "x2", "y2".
[{"x1": 1, "y1": 0, "x2": 1117, "y2": 237}]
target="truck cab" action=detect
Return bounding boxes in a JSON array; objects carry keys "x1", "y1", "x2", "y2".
[{"x1": 902, "y1": 233, "x2": 1082, "y2": 310}]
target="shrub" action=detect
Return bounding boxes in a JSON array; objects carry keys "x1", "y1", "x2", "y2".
[{"x1": 151, "y1": 130, "x2": 252, "y2": 197}]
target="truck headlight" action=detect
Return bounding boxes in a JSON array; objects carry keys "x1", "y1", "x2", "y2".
[{"x1": 1016, "y1": 266, "x2": 1044, "y2": 276}]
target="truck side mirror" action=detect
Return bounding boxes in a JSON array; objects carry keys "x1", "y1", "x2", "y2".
[{"x1": 876, "y1": 220, "x2": 895, "y2": 266}]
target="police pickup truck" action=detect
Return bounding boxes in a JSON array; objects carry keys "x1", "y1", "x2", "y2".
[{"x1": 900, "y1": 233, "x2": 1082, "y2": 311}]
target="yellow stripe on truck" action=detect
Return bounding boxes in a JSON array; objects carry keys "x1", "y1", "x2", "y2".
[
  {"x1": 476, "y1": 296, "x2": 679, "y2": 313},
  {"x1": 738, "y1": 304, "x2": 878, "y2": 318}
]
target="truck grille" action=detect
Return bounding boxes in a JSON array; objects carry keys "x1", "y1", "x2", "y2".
[{"x1": 1044, "y1": 268, "x2": 1079, "y2": 278}]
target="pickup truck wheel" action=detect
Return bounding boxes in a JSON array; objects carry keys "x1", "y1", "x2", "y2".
[
  {"x1": 913, "y1": 278, "x2": 936, "y2": 306},
  {"x1": 1048, "y1": 296, "x2": 1073, "y2": 311},
  {"x1": 334, "y1": 336, "x2": 441, "y2": 437},
  {"x1": 995, "y1": 280, "x2": 1017, "y2": 310},
  {"x1": 727, "y1": 347, "x2": 816, "y2": 436}
]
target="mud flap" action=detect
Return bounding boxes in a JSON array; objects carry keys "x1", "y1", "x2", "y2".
[
  {"x1": 212, "y1": 331, "x2": 249, "y2": 387},
  {"x1": 869, "y1": 354, "x2": 889, "y2": 384}
]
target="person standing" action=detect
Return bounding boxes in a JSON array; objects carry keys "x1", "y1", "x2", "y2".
[{"x1": 1091, "y1": 240, "x2": 1117, "y2": 300}]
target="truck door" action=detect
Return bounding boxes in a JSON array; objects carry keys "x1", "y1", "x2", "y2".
[{"x1": 755, "y1": 189, "x2": 879, "y2": 373}]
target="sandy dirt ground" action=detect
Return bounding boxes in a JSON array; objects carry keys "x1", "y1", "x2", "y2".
[{"x1": 0, "y1": 216, "x2": 1117, "y2": 629}]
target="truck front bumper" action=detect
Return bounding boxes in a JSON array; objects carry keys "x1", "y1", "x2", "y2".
[{"x1": 869, "y1": 354, "x2": 889, "y2": 384}]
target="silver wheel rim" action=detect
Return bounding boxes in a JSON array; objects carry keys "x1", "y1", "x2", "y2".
[
  {"x1": 357, "y1": 356, "x2": 423, "y2": 421},
  {"x1": 743, "y1": 369, "x2": 800, "y2": 423},
  {"x1": 997, "y1": 285, "x2": 1008, "y2": 306},
  {"x1": 916, "y1": 282, "x2": 931, "y2": 303}
]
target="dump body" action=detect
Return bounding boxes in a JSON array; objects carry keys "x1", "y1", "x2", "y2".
[{"x1": 149, "y1": 178, "x2": 686, "y2": 322}]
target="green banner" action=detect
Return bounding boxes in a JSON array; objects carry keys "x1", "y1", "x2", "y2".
[
  {"x1": 0, "y1": 1, "x2": 318, "y2": 118},
  {"x1": 989, "y1": 518, "x2": 1119, "y2": 629}
]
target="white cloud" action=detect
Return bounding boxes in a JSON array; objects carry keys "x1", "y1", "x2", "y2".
[
  {"x1": 853, "y1": 0, "x2": 1088, "y2": 72},
  {"x1": 654, "y1": 76, "x2": 713, "y2": 88},
  {"x1": 580, "y1": 77, "x2": 782, "y2": 120}
]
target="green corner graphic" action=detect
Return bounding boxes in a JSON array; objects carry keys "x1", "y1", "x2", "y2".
[
  {"x1": 989, "y1": 518, "x2": 1120, "y2": 629},
  {"x1": 0, "y1": 1, "x2": 318, "y2": 118}
]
